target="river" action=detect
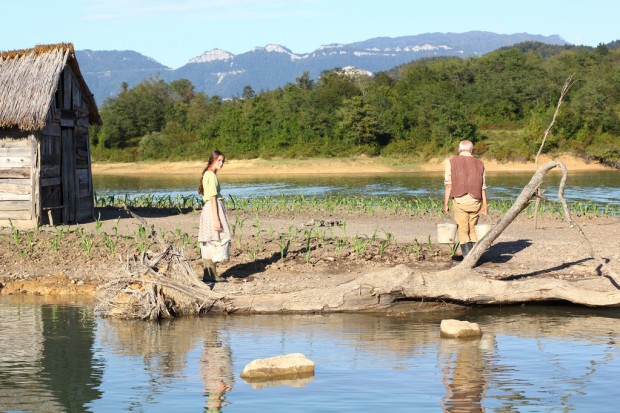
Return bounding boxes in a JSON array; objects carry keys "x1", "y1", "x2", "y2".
[
  {"x1": 93, "y1": 170, "x2": 620, "y2": 206},
  {"x1": 1, "y1": 297, "x2": 619, "y2": 412}
]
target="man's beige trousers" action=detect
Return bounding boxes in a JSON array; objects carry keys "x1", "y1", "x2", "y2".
[{"x1": 453, "y1": 201, "x2": 481, "y2": 243}]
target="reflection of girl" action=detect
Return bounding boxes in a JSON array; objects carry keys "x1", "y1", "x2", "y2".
[
  {"x1": 200, "y1": 328, "x2": 234, "y2": 413},
  {"x1": 198, "y1": 150, "x2": 230, "y2": 282}
]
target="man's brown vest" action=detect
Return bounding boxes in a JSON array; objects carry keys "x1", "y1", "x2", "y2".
[{"x1": 449, "y1": 155, "x2": 484, "y2": 200}]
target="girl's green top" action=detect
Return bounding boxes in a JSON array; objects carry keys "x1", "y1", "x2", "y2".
[{"x1": 202, "y1": 170, "x2": 222, "y2": 202}]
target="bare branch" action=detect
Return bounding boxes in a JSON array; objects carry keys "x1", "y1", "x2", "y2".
[
  {"x1": 533, "y1": 74, "x2": 576, "y2": 228},
  {"x1": 535, "y1": 73, "x2": 577, "y2": 169}
]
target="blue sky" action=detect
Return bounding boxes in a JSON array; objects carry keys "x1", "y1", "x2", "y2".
[{"x1": 1, "y1": 0, "x2": 617, "y2": 68}]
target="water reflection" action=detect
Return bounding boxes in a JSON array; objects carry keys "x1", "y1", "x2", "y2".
[
  {"x1": 201, "y1": 328, "x2": 234, "y2": 412},
  {"x1": 439, "y1": 336, "x2": 496, "y2": 413},
  {"x1": 2, "y1": 300, "x2": 620, "y2": 412},
  {"x1": 0, "y1": 297, "x2": 101, "y2": 412}
]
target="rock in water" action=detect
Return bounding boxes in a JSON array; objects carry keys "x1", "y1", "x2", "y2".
[
  {"x1": 440, "y1": 319, "x2": 482, "y2": 338},
  {"x1": 240, "y1": 353, "x2": 315, "y2": 380}
]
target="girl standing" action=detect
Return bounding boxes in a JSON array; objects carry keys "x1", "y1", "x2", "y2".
[{"x1": 198, "y1": 150, "x2": 230, "y2": 282}]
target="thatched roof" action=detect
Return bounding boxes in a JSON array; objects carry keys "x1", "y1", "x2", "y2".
[{"x1": 0, "y1": 43, "x2": 101, "y2": 131}]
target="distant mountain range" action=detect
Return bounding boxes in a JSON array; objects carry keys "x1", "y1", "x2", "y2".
[{"x1": 75, "y1": 31, "x2": 568, "y2": 105}]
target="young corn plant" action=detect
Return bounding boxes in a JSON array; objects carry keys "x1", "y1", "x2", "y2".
[
  {"x1": 80, "y1": 231, "x2": 95, "y2": 257},
  {"x1": 94, "y1": 212, "x2": 103, "y2": 233},
  {"x1": 407, "y1": 238, "x2": 422, "y2": 259},
  {"x1": 55, "y1": 227, "x2": 65, "y2": 239},
  {"x1": 450, "y1": 241, "x2": 459, "y2": 257},
  {"x1": 247, "y1": 246, "x2": 259, "y2": 261},
  {"x1": 132, "y1": 223, "x2": 149, "y2": 255},
  {"x1": 102, "y1": 232, "x2": 117, "y2": 254},
  {"x1": 279, "y1": 233, "x2": 291, "y2": 260},
  {"x1": 136, "y1": 223, "x2": 147, "y2": 241},
  {"x1": 136, "y1": 240, "x2": 147, "y2": 255},
  {"x1": 111, "y1": 217, "x2": 120, "y2": 237},
  {"x1": 379, "y1": 238, "x2": 392, "y2": 257},
  {"x1": 335, "y1": 237, "x2": 349, "y2": 254},
  {"x1": 253, "y1": 215, "x2": 264, "y2": 240},
  {"x1": 232, "y1": 217, "x2": 246, "y2": 249},
  {"x1": 11, "y1": 226, "x2": 20, "y2": 247},
  {"x1": 353, "y1": 236, "x2": 367, "y2": 257},
  {"x1": 48, "y1": 235, "x2": 59, "y2": 254},
  {"x1": 371, "y1": 227, "x2": 379, "y2": 243},
  {"x1": 304, "y1": 228, "x2": 313, "y2": 264},
  {"x1": 181, "y1": 233, "x2": 191, "y2": 249},
  {"x1": 25, "y1": 231, "x2": 35, "y2": 254}
]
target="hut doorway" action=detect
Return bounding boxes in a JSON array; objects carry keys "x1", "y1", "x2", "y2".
[{"x1": 40, "y1": 129, "x2": 81, "y2": 226}]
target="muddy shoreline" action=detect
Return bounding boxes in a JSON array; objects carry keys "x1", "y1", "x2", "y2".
[{"x1": 2, "y1": 205, "x2": 618, "y2": 309}]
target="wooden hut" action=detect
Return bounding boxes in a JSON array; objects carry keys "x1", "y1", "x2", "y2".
[{"x1": 0, "y1": 43, "x2": 101, "y2": 229}]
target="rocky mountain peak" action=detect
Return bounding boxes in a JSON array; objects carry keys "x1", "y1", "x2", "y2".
[
  {"x1": 253, "y1": 44, "x2": 302, "y2": 60},
  {"x1": 188, "y1": 48, "x2": 234, "y2": 64}
]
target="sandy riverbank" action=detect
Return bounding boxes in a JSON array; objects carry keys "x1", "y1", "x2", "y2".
[{"x1": 91, "y1": 154, "x2": 611, "y2": 176}]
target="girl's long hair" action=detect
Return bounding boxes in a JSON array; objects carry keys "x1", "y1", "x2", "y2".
[{"x1": 198, "y1": 150, "x2": 225, "y2": 195}]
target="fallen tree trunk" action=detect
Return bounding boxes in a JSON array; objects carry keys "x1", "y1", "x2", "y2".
[
  {"x1": 460, "y1": 160, "x2": 562, "y2": 269},
  {"x1": 211, "y1": 264, "x2": 620, "y2": 313},
  {"x1": 459, "y1": 161, "x2": 618, "y2": 281}
]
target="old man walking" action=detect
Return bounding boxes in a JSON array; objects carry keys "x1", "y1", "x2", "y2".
[{"x1": 443, "y1": 140, "x2": 488, "y2": 257}]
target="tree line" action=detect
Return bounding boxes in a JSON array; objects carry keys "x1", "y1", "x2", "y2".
[{"x1": 90, "y1": 41, "x2": 620, "y2": 167}]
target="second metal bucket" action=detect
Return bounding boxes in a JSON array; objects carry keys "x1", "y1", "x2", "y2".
[
  {"x1": 474, "y1": 223, "x2": 491, "y2": 240},
  {"x1": 437, "y1": 223, "x2": 457, "y2": 244}
]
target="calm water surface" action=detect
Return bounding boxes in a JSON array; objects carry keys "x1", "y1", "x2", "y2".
[
  {"x1": 2, "y1": 297, "x2": 619, "y2": 412},
  {"x1": 93, "y1": 170, "x2": 620, "y2": 205}
]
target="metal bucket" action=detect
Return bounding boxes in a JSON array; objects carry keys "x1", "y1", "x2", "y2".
[
  {"x1": 474, "y1": 224, "x2": 491, "y2": 240},
  {"x1": 437, "y1": 223, "x2": 457, "y2": 244}
]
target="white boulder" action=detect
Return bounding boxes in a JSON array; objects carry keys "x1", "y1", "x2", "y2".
[
  {"x1": 240, "y1": 353, "x2": 315, "y2": 380},
  {"x1": 440, "y1": 319, "x2": 482, "y2": 338}
]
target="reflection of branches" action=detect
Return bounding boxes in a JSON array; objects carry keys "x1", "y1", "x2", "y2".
[
  {"x1": 534, "y1": 334, "x2": 619, "y2": 408},
  {"x1": 480, "y1": 312, "x2": 620, "y2": 412}
]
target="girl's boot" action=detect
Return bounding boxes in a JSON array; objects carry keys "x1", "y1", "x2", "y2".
[{"x1": 202, "y1": 259, "x2": 225, "y2": 282}]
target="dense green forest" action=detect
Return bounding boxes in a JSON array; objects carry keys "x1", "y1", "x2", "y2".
[{"x1": 90, "y1": 42, "x2": 620, "y2": 167}]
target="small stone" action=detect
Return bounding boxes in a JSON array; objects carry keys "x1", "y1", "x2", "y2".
[
  {"x1": 240, "y1": 353, "x2": 315, "y2": 380},
  {"x1": 440, "y1": 319, "x2": 482, "y2": 338}
]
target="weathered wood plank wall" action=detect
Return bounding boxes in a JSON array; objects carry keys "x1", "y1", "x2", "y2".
[{"x1": 0, "y1": 135, "x2": 34, "y2": 224}]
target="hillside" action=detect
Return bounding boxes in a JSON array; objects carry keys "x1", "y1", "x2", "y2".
[{"x1": 77, "y1": 31, "x2": 567, "y2": 103}]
